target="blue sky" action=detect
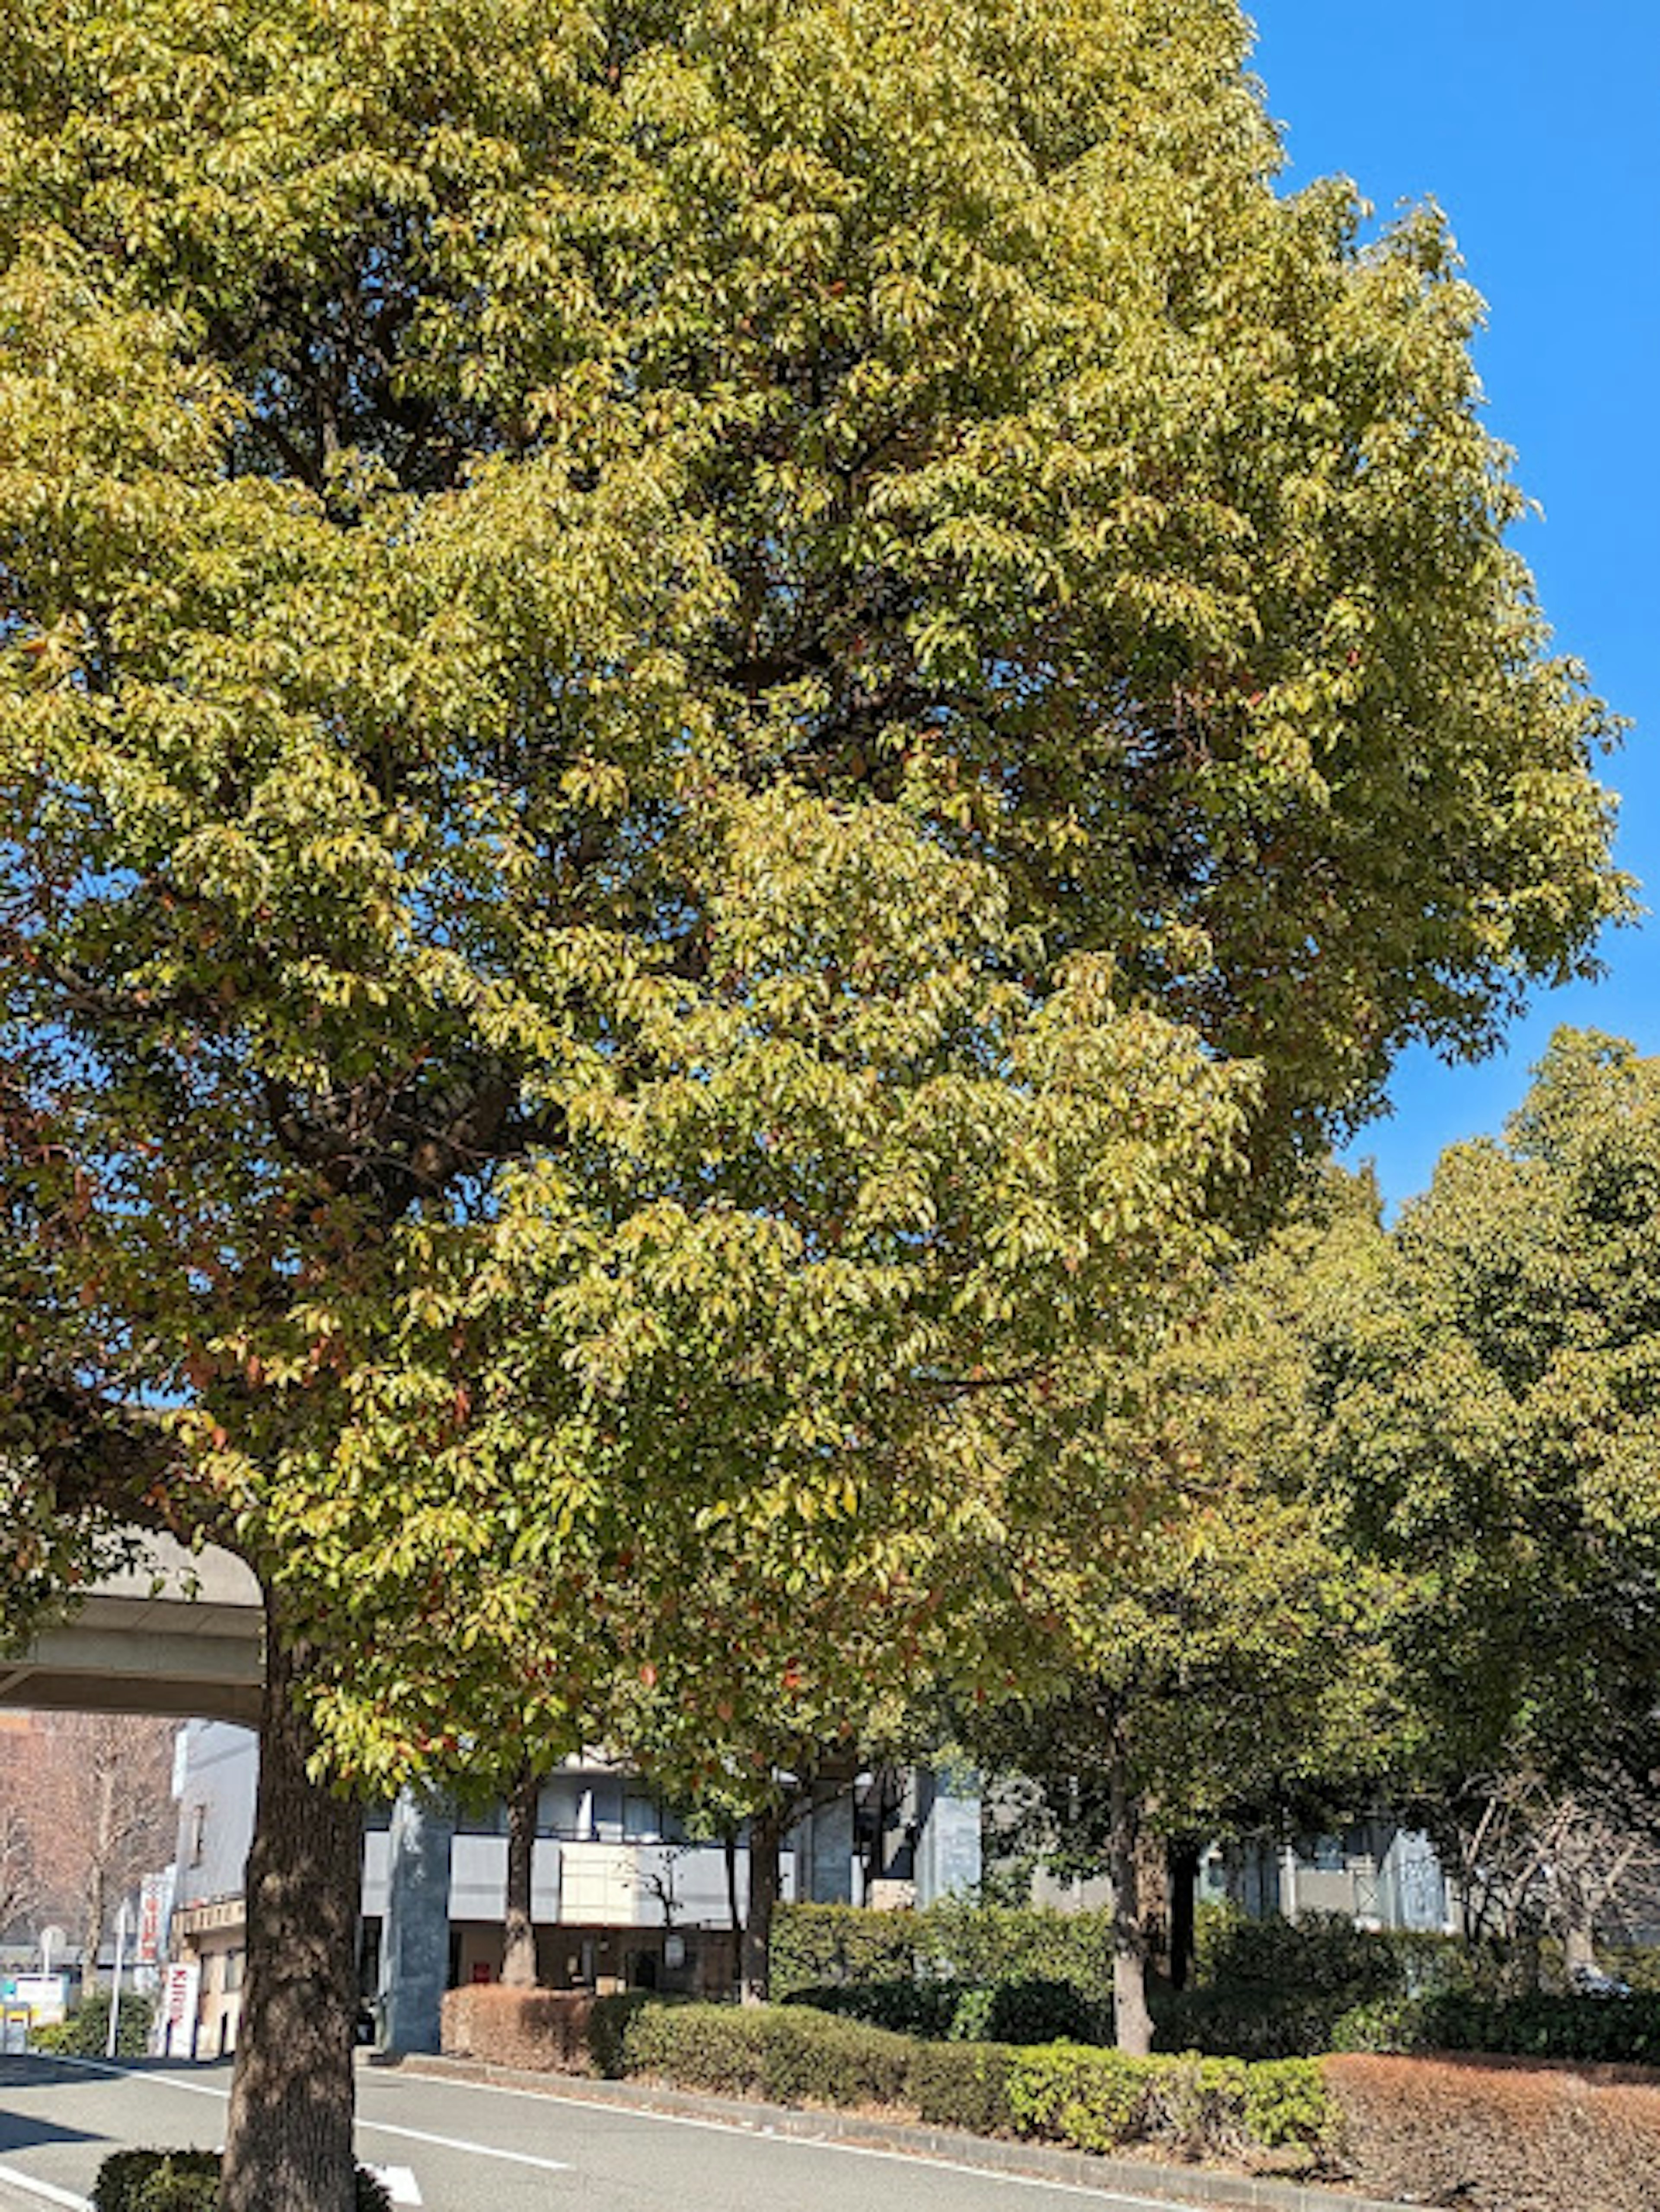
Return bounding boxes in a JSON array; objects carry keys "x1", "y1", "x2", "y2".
[{"x1": 1248, "y1": 2, "x2": 1659, "y2": 1208}]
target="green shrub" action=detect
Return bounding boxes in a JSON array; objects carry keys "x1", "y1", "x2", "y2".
[
  {"x1": 1152, "y1": 1985, "x2": 1342, "y2": 2060},
  {"x1": 92, "y1": 2152, "x2": 222, "y2": 2212},
  {"x1": 92, "y1": 2150, "x2": 392, "y2": 2212},
  {"x1": 1242, "y1": 2057, "x2": 1337, "y2": 2150},
  {"x1": 1007, "y1": 2044, "x2": 1148, "y2": 2154},
  {"x1": 770, "y1": 1901, "x2": 1112, "y2": 2006},
  {"x1": 586, "y1": 1992, "x2": 663, "y2": 2078},
  {"x1": 616, "y1": 1997, "x2": 1337, "y2": 2167},
  {"x1": 906, "y1": 2039, "x2": 1018, "y2": 2134},
  {"x1": 784, "y1": 1979, "x2": 958, "y2": 2038},
  {"x1": 621, "y1": 2001, "x2": 911, "y2": 2110},
  {"x1": 1383, "y1": 1990, "x2": 1660, "y2": 2066},
  {"x1": 33, "y1": 1994, "x2": 153, "y2": 2059},
  {"x1": 769, "y1": 1906, "x2": 918, "y2": 1999}
]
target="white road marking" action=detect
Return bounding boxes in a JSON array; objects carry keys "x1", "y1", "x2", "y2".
[
  {"x1": 0, "y1": 2162, "x2": 93, "y2": 2212},
  {"x1": 42, "y1": 2052, "x2": 1211, "y2": 2208},
  {"x1": 389, "y1": 2067, "x2": 1205, "y2": 2207},
  {"x1": 367, "y1": 2163, "x2": 422, "y2": 2204},
  {"x1": 42, "y1": 2061, "x2": 569, "y2": 2177}
]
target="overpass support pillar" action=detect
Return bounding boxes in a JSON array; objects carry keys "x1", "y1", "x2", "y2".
[{"x1": 377, "y1": 1788, "x2": 455, "y2": 2054}]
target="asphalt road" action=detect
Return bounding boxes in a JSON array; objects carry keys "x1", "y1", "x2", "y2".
[{"x1": 0, "y1": 2054, "x2": 1203, "y2": 2212}]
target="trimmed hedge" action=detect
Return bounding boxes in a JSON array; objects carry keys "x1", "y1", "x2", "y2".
[
  {"x1": 771, "y1": 1899, "x2": 1114, "y2": 2003},
  {"x1": 442, "y1": 1984, "x2": 1660, "y2": 2206},
  {"x1": 92, "y1": 2150, "x2": 392, "y2": 2212},
  {"x1": 617, "y1": 2000, "x2": 1335, "y2": 2164},
  {"x1": 440, "y1": 1985, "x2": 661, "y2": 2076},
  {"x1": 1329, "y1": 1988, "x2": 1660, "y2": 2067},
  {"x1": 621, "y1": 2000, "x2": 913, "y2": 2110},
  {"x1": 1325, "y1": 2053, "x2": 1660, "y2": 2212},
  {"x1": 788, "y1": 1973, "x2": 1105, "y2": 2047}
]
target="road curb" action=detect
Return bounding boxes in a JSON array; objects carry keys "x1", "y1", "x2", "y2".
[{"x1": 384, "y1": 2052, "x2": 1419, "y2": 2212}]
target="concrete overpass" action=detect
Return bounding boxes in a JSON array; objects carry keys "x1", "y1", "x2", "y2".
[{"x1": 0, "y1": 1535, "x2": 263, "y2": 1724}]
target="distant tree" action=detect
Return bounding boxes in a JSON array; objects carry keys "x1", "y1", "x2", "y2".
[
  {"x1": 1302, "y1": 1032, "x2": 1660, "y2": 1978},
  {"x1": 962, "y1": 1174, "x2": 1412, "y2": 2052},
  {"x1": 22, "y1": 1716, "x2": 177, "y2": 1980},
  {"x1": 1315, "y1": 1033, "x2": 1660, "y2": 1842},
  {"x1": 0, "y1": 1800, "x2": 36, "y2": 1939}
]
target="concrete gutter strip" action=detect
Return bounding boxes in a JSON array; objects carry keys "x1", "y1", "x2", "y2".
[{"x1": 388, "y1": 2052, "x2": 1421, "y2": 2212}]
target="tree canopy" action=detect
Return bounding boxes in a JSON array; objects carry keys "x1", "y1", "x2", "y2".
[
  {"x1": 0, "y1": 0, "x2": 1628, "y2": 2202},
  {"x1": 1314, "y1": 1031, "x2": 1660, "y2": 1816}
]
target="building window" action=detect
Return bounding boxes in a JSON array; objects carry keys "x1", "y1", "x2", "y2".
[{"x1": 188, "y1": 1804, "x2": 207, "y2": 1867}]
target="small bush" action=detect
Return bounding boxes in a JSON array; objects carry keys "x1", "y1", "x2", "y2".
[
  {"x1": 1152, "y1": 1985, "x2": 1341, "y2": 2061},
  {"x1": 1243, "y1": 2056, "x2": 1339, "y2": 2150},
  {"x1": 92, "y1": 2150, "x2": 391, "y2": 2212},
  {"x1": 906, "y1": 2039, "x2": 1018, "y2": 2134},
  {"x1": 1007, "y1": 2043, "x2": 1149, "y2": 2154},
  {"x1": 973, "y1": 1977, "x2": 1105, "y2": 2047},
  {"x1": 33, "y1": 1993, "x2": 153, "y2": 2059},
  {"x1": 621, "y1": 2001, "x2": 912, "y2": 2110}
]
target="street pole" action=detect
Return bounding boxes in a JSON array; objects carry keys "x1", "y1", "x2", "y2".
[{"x1": 106, "y1": 1898, "x2": 130, "y2": 2059}]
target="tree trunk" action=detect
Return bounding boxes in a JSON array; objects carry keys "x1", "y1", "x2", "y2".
[
  {"x1": 501, "y1": 1765, "x2": 539, "y2": 1989},
  {"x1": 1562, "y1": 1914, "x2": 1599, "y2": 1979},
  {"x1": 1168, "y1": 1840, "x2": 1200, "y2": 1993},
  {"x1": 1136, "y1": 1812, "x2": 1170, "y2": 1986},
  {"x1": 740, "y1": 1806, "x2": 782, "y2": 2007},
  {"x1": 724, "y1": 1824, "x2": 742, "y2": 1996},
  {"x1": 221, "y1": 1600, "x2": 363, "y2": 2212},
  {"x1": 1107, "y1": 1752, "x2": 1154, "y2": 2057}
]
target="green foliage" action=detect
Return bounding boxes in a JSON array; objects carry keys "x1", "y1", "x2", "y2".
[
  {"x1": 1161, "y1": 1910, "x2": 1512, "y2": 2059},
  {"x1": 1194, "y1": 1909, "x2": 1467, "y2": 2001},
  {"x1": 906, "y1": 2039, "x2": 1018, "y2": 2133},
  {"x1": 785, "y1": 1979, "x2": 960, "y2": 2038},
  {"x1": 617, "y1": 1997, "x2": 1335, "y2": 2160},
  {"x1": 951, "y1": 1979, "x2": 1105, "y2": 2046},
  {"x1": 0, "y1": 0, "x2": 1625, "y2": 1793},
  {"x1": 32, "y1": 1994, "x2": 152, "y2": 2059},
  {"x1": 1332, "y1": 1991, "x2": 1660, "y2": 2067},
  {"x1": 1006, "y1": 2043, "x2": 1148, "y2": 2151},
  {"x1": 92, "y1": 2151, "x2": 392, "y2": 2212},
  {"x1": 793, "y1": 1965, "x2": 1103, "y2": 2045},
  {"x1": 1315, "y1": 1032, "x2": 1660, "y2": 1810},
  {"x1": 1242, "y1": 2058, "x2": 1338, "y2": 2151},
  {"x1": 585, "y1": 1992, "x2": 665, "y2": 2080},
  {"x1": 1006, "y1": 2042, "x2": 1335, "y2": 2158},
  {"x1": 771, "y1": 1901, "x2": 1114, "y2": 2003},
  {"x1": 620, "y1": 2000, "x2": 913, "y2": 2108}
]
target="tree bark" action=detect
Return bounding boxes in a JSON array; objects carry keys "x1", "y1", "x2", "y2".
[
  {"x1": 1562, "y1": 1914, "x2": 1599, "y2": 1978},
  {"x1": 740, "y1": 1806, "x2": 783, "y2": 2007},
  {"x1": 221, "y1": 1599, "x2": 363, "y2": 2212},
  {"x1": 1136, "y1": 1810, "x2": 1170, "y2": 1986},
  {"x1": 1167, "y1": 1840, "x2": 1200, "y2": 1993},
  {"x1": 501, "y1": 1765, "x2": 539, "y2": 1989},
  {"x1": 1107, "y1": 1749, "x2": 1155, "y2": 2057}
]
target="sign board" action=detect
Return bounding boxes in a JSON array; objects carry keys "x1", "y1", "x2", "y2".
[
  {"x1": 161, "y1": 1960, "x2": 201, "y2": 2058},
  {"x1": 0, "y1": 1974, "x2": 68, "y2": 2025},
  {"x1": 136, "y1": 1870, "x2": 175, "y2": 1967}
]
